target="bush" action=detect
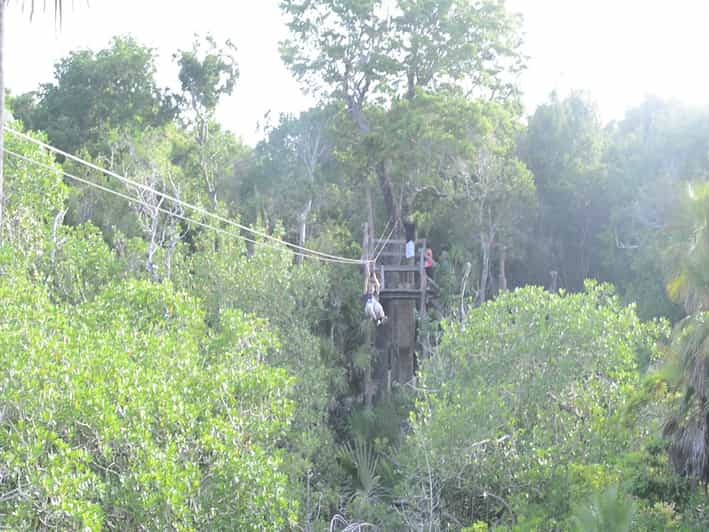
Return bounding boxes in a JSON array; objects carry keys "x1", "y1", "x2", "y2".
[
  {"x1": 0, "y1": 275, "x2": 297, "y2": 530},
  {"x1": 396, "y1": 283, "x2": 668, "y2": 529}
]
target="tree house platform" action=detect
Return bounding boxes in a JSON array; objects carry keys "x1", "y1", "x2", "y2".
[
  {"x1": 372, "y1": 238, "x2": 433, "y2": 315},
  {"x1": 361, "y1": 227, "x2": 438, "y2": 405}
]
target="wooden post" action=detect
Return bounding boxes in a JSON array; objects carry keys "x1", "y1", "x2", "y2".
[
  {"x1": 498, "y1": 244, "x2": 508, "y2": 293},
  {"x1": 419, "y1": 239, "x2": 427, "y2": 316}
]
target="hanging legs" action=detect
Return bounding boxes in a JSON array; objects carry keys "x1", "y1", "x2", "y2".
[{"x1": 365, "y1": 296, "x2": 387, "y2": 326}]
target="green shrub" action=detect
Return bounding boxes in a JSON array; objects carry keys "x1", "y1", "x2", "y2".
[
  {"x1": 397, "y1": 283, "x2": 668, "y2": 529},
  {"x1": 0, "y1": 275, "x2": 297, "y2": 530}
]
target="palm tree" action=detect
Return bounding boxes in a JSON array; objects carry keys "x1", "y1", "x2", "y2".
[
  {"x1": 0, "y1": 0, "x2": 64, "y2": 231},
  {"x1": 665, "y1": 182, "x2": 709, "y2": 314},
  {"x1": 664, "y1": 181, "x2": 709, "y2": 484}
]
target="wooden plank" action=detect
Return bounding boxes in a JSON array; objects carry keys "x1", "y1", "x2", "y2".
[
  {"x1": 380, "y1": 265, "x2": 421, "y2": 272},
  {"x1": 373, "y1": 239, "x2": 428, "y2": 246},
  {"x1": 380, "y1": 295, "x2": 423, "y2": 302},
  {"x1": 420, "y1": 239, "x2": 427, "y2": 315},
  {"x1": 373, "y1": 239, "x2": 406, "y2": 245},
  {"x1": 376, "y1": 251, "x2": 409, "y2": 258},
  {"x1": 380, "y1": 288, "x2": 423, "y2": 294}
]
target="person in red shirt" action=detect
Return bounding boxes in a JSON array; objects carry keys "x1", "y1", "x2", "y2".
[{"x1": 424, "y1": 248, "x2": 435, "y2": 279}]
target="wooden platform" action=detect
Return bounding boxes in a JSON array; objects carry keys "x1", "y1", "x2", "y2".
[
  {"x1": 372, "y1": 238, "x2": 430, "y2": 314},
  {"x1": 361, "y1": 226, "x2": 437, "y2": 403}
]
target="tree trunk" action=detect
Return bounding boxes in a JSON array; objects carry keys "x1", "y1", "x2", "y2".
[
  {"x1": 577, "y1": 215, "x2": 591, "y2": 289},
  {"x1": 345, "y1": 94, "x2": 399, "y2": 227},
  {"x1": 498, "y1": 245, "x2": 508, "y2": 293},
  {"x1": 549, "y1": 270, "x2": 559, "y2": 292},
  {"x1": 296, "y1": 198, "x2": 312, "y2": 264},
  {"x1": 146, "y1": 211, "x2": 160, "y2": 282},
  {"x1": 460, "y1": 261, "x2": 472, "y2": 320},
  {"x1": 476, "y1": 232, "x2": 492, "y2": 306},
  {"x1": 200, "y1": 160, "x2": 218, "y2": 210},
  {"x1": 367, "y1": 186, "x2": 375, "y2": 251},
  {"x1": 208, "y1": 187, "x2": 217, "y2": 209},
  {"x1": 406, "y1": 69, "x2": 417, "y2": 101},
  {"x1": 376, "y1": 160, "x2": 397, "y2": 223},
  {"x1": 346, "y1": 95, "x2": 370, "y2": 135},
  {"x1": 165, "y1": 236, "x2": 177, "y2": 280},
  {"x1": 0, "y1": 0, "x2": 5, "y2": 235},
  {"x1": 49, "y1": 208, "x2": 67, "y2": 274}
]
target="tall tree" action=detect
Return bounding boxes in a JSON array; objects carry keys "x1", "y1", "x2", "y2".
[
  {"x1": 520, "y1": 91, "x2": 607, "y2": 290},
  {"x1": 14, "y1": 36, "x2": 176, "y2": 155},
  {"x1": 248, "y1": 107, "x2": 334, "y2": 256},
  {"x1": 366, "y1": 90, "x2": 534, "y2": 302},
  {"x1": 175, "y1": 34, "x2": 238, "y2": 144},
  {"x1": 280, "y1": 0, "x2": 525, "y2": 225},
  {"x1": 440, "y1": 96, "x2": 534, "y2": 303},
  {"x1": 280, "y1": 0, "x2": 392, "y2": 135},
  {"x1": 664, "y1": 181, "x2": 709, "y2": 484},
  {"x1": 602, "y1": 97, "x2": 709, "y2": 319},
  {"x1": 281, "y1": 0, "x2": 524, "y2": 113},
  {"x1": 175, "y1": 34, "x2": 239, "y2": 207},
  {"x1": 394, "y1": 0, "x2": 524, "y2": 101}
]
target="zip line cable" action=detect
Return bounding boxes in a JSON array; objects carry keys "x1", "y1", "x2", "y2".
[
  {"x1": 3, "y1": 126, "x2": 365, "y2": 265},
  {"x1": 3, "y1": 147, "x2": 301, "y2": 260},
  {"x1": 374, "y1": 225, "x2": 395, "y2": 263},
  {"x1": 370, "y1": 217, "x2": 400, "y2": 264},
  {"x1": 5, "y1": 125, "x2": 365, "y2": 264},
  {"x1": 4, "y1": 147, "x2": 365, "y2": 265},
  {"x1": 2, "y1": 147, "x2": 368, "y2": 265},
  {"x1": 370, "y1": 217, "x2": 393, "y2": 260}
]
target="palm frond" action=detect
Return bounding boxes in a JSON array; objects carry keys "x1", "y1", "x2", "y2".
[
  {"x1": 338, "y1": 439, "x2": 383, "y2": 503},
  {"x1": 664, "y1": 313, "x2": 709, "y2": 482},
  {"x1": 7, "y1": 0, "x2": 64, "y2": 22},
  {"x1": 666, "y1": 181, "x2": 709, "y2": 313},
  {"x1": 571, "y1": 485, "x2": 635, "y2": 532}
]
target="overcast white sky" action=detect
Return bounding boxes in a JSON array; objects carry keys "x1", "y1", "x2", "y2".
[{"x1": 5, "y1": 0, "x2": 709, "y2": 144}]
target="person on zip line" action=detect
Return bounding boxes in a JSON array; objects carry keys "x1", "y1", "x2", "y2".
[{"x1": 363, "y1": 266, "x2": 387, "y2": 326}]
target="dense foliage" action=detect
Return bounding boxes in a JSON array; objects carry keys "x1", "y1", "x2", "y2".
[
  {"x1": 3, "y1": 1, "x2": 709, "y2": 529},
  {"x1": 398, "y1": 283, "x2": 667, "y2": 529},
  {"x1": 0, "y1": 271, "x2": 296, "y2": 530}
]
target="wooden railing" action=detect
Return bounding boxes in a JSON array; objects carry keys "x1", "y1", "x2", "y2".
[{"x1": 371, "y1": 238, "x2": 430, "y2": 314}]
